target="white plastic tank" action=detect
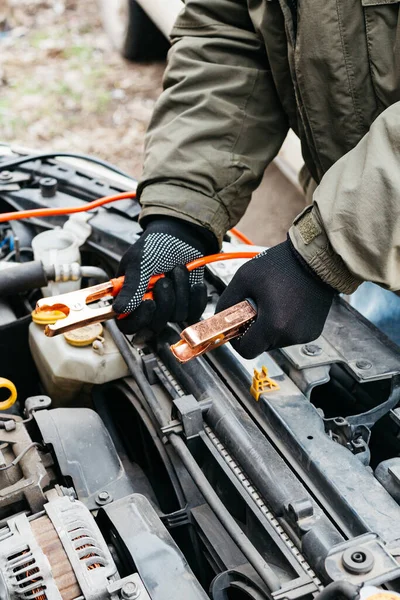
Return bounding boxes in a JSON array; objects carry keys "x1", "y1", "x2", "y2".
[
  {"x1": 29, "y1": 321, "x2": 129, "y2": 406},
  {"x1": 31, "y1": 229, "x2": 81, "y2": 296}
]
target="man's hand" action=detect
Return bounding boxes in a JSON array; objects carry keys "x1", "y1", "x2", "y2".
[
  {"x1": 216, "y1": 239, "x2": 336, "y2": 359},
  {"x1": 113, "y1": 217, "x2": 218, "y2": 334}
]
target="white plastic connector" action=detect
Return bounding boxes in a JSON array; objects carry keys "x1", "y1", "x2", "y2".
[{"x1": 63, "y1": 213, "x2": 92, "y2": 246}]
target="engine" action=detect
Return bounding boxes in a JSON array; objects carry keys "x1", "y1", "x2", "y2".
[{"x1": 0, "y1": 148, "x2": 399, "y2": 600}]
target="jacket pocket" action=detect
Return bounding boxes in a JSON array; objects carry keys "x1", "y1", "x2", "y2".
[{"x1": 361, "y1": 0, "x2": 400, "y2": 107}]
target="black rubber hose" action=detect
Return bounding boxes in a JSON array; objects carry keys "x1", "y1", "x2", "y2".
[
  {"x1": 169, "y1": 433, "x2": 281, "y2": 593},
  {"x1": 0, "y1": 152, "x2": 133, "y2": 179},
  {"x1": 0, "y1": 260, "x2": 49, "y2": 296},
  {"x1": 124, "y1": 389, "x2": 187, "y2": 510},
  {"x1": 105, "y1": 320, "x2": 167, "y2": 429},
  {"x1": 315, "y1": 581, "x2": 360, "y2": 600},
  {"x1": 106, "y1": 320, "x2": 281, "y2": 593}
]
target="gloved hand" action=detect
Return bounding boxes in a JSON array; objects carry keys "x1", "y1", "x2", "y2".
[
  {"x1": 216, "y1": 238, "x2": 336, "y2": 359},
  {"x1": 113, "y1": 217, "x2": 218, "y2": 334}
]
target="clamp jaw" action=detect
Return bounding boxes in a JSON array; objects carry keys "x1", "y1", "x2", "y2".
[
  {"x1": 170, "y1": 300, "x2": 257, "y2": 363},
  {"x1": 34, "y1": 278, "x2": 124, "y2": 337}
]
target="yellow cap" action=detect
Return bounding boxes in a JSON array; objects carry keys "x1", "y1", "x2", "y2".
[
  {"x1": 32, "y1": 309, "x2": 67, "y2": 325},
  {"x1": 64, "y1": 323, "x2": 103, "y2": 347},
  {"x1": 0, "y1": 378, "x2": 17, "y2": 411}
]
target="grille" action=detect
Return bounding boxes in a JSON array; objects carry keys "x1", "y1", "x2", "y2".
[
  {"x1": 7, "y1": 548, "x2": 47, "y2": 600},
  {"x1": 31, "y1": 516, "x2": 81, "y2": 600},
  {"x1": 68, "y1": 524, "x2": 105, "y2": 571}
]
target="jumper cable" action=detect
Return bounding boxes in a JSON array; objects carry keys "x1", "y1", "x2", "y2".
[{"x1": 34, "y1": 252, "x2": 259, "y2": 337}]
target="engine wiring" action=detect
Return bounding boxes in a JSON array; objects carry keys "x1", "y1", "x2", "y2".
[
  {"x1": 0, "y1": 191, "x2": 137, "y2": 223},
  {"x1": 229, "y1": 227, "x2": 254, "y2": 245},
  {"x1": 0, "y1": 152, "x2": 255, "y2": 245},
  {"x1": 0, "y1": 442, "x2": 45, "y2": 472},
  {"x1": 0, "y1": 191, "x2": 255, "y2": 254},
  {"x1": 0, "y1": 151, "x2": 134, "y2": 179}
]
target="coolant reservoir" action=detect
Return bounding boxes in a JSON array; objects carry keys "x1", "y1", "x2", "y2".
[
  {"x1": 32, "y1": 229, "x2": 81, "y2": 296},
  {"x1": 29, "y1": 321, "x2": 129, "y2": 406},
  {"x1": 360, "y1": 587, "x2": 400, "y2": 599}
]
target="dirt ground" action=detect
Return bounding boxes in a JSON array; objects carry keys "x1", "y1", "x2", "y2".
[{"x1": 0, "y1": 0, "x2": 164, "y2": 178}]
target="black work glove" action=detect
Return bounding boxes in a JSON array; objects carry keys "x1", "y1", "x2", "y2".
[
  {"x1": 216, "y1": 239, "x2": 336, "y2": 359},
  {"x1": 113, "y1": 217, "x2": 218, "y2": 334}
]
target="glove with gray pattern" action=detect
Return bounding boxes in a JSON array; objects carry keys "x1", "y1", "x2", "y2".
[{"x1": 113, "y1": 217, "x2": 218, "y2": 334}]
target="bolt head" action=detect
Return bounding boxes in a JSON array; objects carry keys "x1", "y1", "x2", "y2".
[
  {"x1": 95, "y1": 490, "x2": 112, "y2": 505},
  {"x1": 356, "y1": 360, "x2": 372, "y2": 371},
  {"x1": 302, "y1": 343, "x2": 322, "y2": 357},
  {"x1": 0, "y1": 171, "x2": 12, "y2": 180},
  {"x1": 121, "y1": 582, "x2": 140, "y2": 599}
]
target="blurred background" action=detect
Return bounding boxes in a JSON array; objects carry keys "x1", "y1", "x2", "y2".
[
  {"x1": 0, "y1": 0, "x2": 305, "y2": 245},
  {"x1": 0, "y1": 0, "x2": 165, "y2": 177}
]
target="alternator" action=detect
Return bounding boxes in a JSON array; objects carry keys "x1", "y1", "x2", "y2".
[{"x1": 0, "y1": 496, "x2": 119, "y2": 600}]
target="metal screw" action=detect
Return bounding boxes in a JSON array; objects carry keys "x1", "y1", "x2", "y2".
[
  {"x1": 95, "y1": 491, "x2": 112, "y2": 505},
  {"x1": 121, "y1": 582, "x2": 140, "y2": 599},
  {"x1": 0, "y1": 171, "x2": 12, "y2": 181},
  {"x1": 302, "y1": 343, "x2": 322, "y2": 357},
  {"x1": 356, "y1": 360, "x2": 372, "y2": 371}
]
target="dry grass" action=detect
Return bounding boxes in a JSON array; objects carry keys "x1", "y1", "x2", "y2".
[{"x1": 0, "y1": 0, "x2": 165, "y2": 177}]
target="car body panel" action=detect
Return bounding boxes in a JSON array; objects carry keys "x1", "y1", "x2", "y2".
[{"x1": 136, "y1": 0, "x2": 183, "y2": 38}]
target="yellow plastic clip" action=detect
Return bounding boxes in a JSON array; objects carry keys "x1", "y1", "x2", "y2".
[
  {"x1": 250, "y1": 366, "x2": 279, "y2": 401},
  {"x1": 0, "y1": 378, "x2": 17, "y2": 411}
]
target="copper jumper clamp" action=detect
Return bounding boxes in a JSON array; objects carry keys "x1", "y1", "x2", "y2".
[
  {"x1": 33, "y1": 252, "x2": 259, "y2": 353},
  {"x1": 170, "y1": 299, "x2": 257, "y2": 363},
  {"x1": 34, "y1": 276, "x2": 127, "y2": 337}
]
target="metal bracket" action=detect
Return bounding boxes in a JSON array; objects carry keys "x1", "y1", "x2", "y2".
[
  {"x1": 108, "y1": 574, "x2": 151, "y2": 600},
  {"x1": 324, "y1": 417, "x2": 371, "y2": 466},
  {"x1": 24, "y1": 395, "x2": 52, "y2": 418},
  {"x1": 323, "y1": 376, "x2": 400, "y2": 466},
  {"x1": 347, "y1": 375, "x2": 400, "y2": 429},
  {"x1": 325, "y1": 533, "x2": 400, "y2": 587},
  {"x1": 281, "y1": 298, "x2": 400, "y2": 383}
]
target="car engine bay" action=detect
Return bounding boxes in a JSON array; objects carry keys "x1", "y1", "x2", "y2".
[{"x1": 0, "y1": 149, "x2": 399, "y2": 600}]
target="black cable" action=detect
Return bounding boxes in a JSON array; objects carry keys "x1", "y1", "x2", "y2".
[
  {"x1": 169, "y1": 433, "x2": 281, "y2": 592},
  {"x1": 0, "y1": 152, "x2": 134, "y2": 180},
  {"x1": 125, "y1": 392, "x2": 186, "y2": 510},
  {"x1": 106, "y1": 319, "x2": 281, "y2": 592},
  {"x1": 105, "y1": 320, "x2": 167, "y2": 429},
  {"x1": 105, "y1": 320, "x2": 187, "y2": 509},
  {"x1": 0, "y1": 442, "x2": 44, "y2": 471},
  {"x1": 4, "y1": 247, "x2": 34, "y2": 262},
  {"x1": 315, "y1": 581, "x2": 361, "y2": 600}
]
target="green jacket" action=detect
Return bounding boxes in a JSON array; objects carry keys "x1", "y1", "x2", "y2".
[{"x1": 137, "y1": 0, "x2": 400, "y2": 294}]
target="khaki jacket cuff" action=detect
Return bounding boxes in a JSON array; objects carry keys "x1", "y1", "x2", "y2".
[
  {"x1": 139, "y1": 183, "x2": 230, "y2": 247},
  {"x1": 289, "y1": 206, "x2": 362, "y2": 294}
]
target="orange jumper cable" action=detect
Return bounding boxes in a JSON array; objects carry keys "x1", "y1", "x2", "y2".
[
  {"x1": 3, "y1": 188, "x2": 258, "y2": 354},
  {"x1": 34, "y1": 251, "x2": 259, "y2": 337}
]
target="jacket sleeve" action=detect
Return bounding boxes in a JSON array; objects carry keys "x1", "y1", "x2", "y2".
[
  {"x1": 290, "y1": 102, "x2": 400, "y2": 294},
  {"x1": 137, "y1": 0, "x2": 289, "y2": 245}
]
